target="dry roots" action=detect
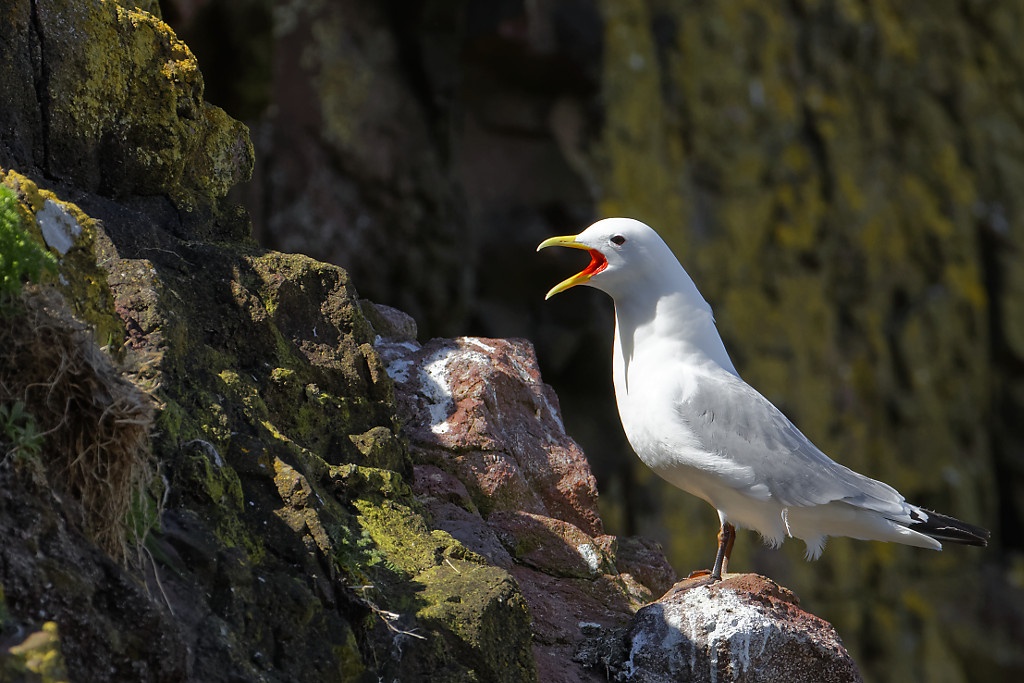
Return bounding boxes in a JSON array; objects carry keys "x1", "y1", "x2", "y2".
[{"x1": 0, "y1": 287, "x2": 156, "y2": 561}]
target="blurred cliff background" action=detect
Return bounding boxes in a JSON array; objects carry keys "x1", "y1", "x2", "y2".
[{"x1": 158, "y1": 1, "x2": 1022, "y2": 680}]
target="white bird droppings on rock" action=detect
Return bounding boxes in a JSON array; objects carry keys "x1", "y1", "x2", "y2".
[
  {"x1": 668, "y1": 586, "x2": 776, "y2": 683},
  {"x1": 385, "y1": 358, "x2": 415, "y2": 383},
  {"x1": 461, "y1": 336, "x2": 496, "y2": 353},
  {"x1": 620, "y1": 575, "x2": 862, "y2": 682},
  {"x1": 576, "y1": 543, "x2": 601, "y2": 574},
  {"x1": 420, "y1": 347, "x2": 456, "y2": 434}
]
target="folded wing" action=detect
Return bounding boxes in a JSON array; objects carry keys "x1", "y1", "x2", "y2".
[{"x1": 676, "y1": 372, "x2": 909, "y2": 517}]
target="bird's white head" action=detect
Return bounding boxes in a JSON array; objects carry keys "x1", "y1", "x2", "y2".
[
  {"x1": 536, "y1": 217, "x2": 686, "y2": 301},
  {"x1": 539, "y1": 217, "x2": 736, "y2": 374}
]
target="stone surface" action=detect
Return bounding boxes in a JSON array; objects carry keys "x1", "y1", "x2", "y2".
[
  {"x1": 0, "y1": 0, "x2": 252, "y2": 240},
  {"x1": 1, "y1": 3, "x2": 536, "y2": 681},
  {"x1": 384, "y1": 335, "x2": 603, "y2": 537},
  {"x1": 597, "y1": 534, "x2": 679, "y2": 599},
  {"x1": 608, "y1": 574, "x2": 862, "y2": 683},
  {"x1": 157, "y1": 2, "x2": 1024, "y2": 679}
]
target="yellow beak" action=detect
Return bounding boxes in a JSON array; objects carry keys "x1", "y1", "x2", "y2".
[{"x1": 536, "y1": 234, "x2": 603, "y2": 300}]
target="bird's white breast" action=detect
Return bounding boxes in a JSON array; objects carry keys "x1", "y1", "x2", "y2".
[{"x1": 612, "y1": 304, "x2": 741, "y2": 503}]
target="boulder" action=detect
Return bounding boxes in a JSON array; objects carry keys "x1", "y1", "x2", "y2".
[
  {"x1": 382, "y1": 335, "x2": 602, "y2": 535},
  {"x1": 615, "y1": 574, "x2": 862, "y2": 683}
]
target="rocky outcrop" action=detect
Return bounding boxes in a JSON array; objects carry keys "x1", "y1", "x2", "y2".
[
  {"x1": 383, "y1": 334, "x2": 602, "y2": 535},
  {"x1": 0, "y1": 2, "x2": 532, "y2": 680},
  {"x1": 0, "y1": 174, "x2": 858, "y2": 682},
  {"x1": 0, "y1": 0, "x2": 252, "y2": 239},
  {"x1": 609, "y1": 575, "x2": 862, "y2": 683},
  {"x1": 0, "y1": 3, "x2": 655, "y2": 680}
]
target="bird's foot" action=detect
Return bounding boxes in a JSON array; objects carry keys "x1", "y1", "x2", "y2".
[{"x1": 685, "y1": 568, "x2": 722, "y2": 586}]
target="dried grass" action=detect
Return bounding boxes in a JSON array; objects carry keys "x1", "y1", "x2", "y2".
[{"x1": 0, "y1": 287, "x2": 157, "y2": 562}]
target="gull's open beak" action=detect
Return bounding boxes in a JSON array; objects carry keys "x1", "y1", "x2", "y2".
[{"x1": 537, "y1": 234, "x2": 608, "y2": 299}]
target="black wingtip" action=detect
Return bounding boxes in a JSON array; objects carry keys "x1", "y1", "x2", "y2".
[{"x1": 910, "y1": 508, "x2": 990, "y2": 547}]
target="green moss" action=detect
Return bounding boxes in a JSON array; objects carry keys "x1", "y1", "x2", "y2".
[
  {"x1": 348, "y1": 426, "x2": 409, "y2": 472},
  {"x1": 333, "y1": 625, "x2": 366, "y2": 683},
  {"x1": 259, "y1": 452, "x2": 536, "y2": 683},
  {"x1": 180, "y1": 440, "x2": 244, "y2": 511},
  {"x1": 152, "y1": 398, "x2": 183, "y2": 450},
  {"x1": 332, "y1": 463, "x2": 412, "y2": 500},
  {"x1": 51, "y1": 3, "x2": 191, "y2": 191},
  {"x1": 216, "y1": 369, "x2": 337, "y2": 479},
  {"x1": 352, "y1": 498, "x2": 440, "y2": 575},
  {"x1": 36, "y1": 1, "x2": 250, "y2": 206},
  {"x1": 1, "y1": 171, "x2": 123, "y2": 344},
  {"x1": 185, "y1": 103, "x2": 255, "y2": 202},
  {"x1": 115, "y1": 1, "x2": 161, "y2": 17},
  {"x1": 415, "y1": 561, "x2": 536, "y2": 683},
  {"x1": 0, "y1": 184, "x2": 56, "y2": 297},
  {"x1": 264, "y1": 365, "x2": 366, "y2": 457}
]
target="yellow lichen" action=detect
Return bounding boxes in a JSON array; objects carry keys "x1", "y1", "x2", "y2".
[
  {"x1": 7, "y1": 621, "x2": 68, "y2": 682},
  {"x1": 597, "y1": 0, "x2": 686, "y2": 229}
]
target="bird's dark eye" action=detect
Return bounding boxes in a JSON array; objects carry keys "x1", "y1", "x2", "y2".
[{"x1": 611, "y1": 235, "x2": 626, "y2": 246}]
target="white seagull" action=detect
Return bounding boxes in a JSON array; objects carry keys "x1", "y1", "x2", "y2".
[{"x1": 538, "y1": 217, "x2": 988, "y2": 580}]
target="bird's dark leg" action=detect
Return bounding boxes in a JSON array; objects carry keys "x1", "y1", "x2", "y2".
[{"x1": 710, "y1": 522, "x2": 736, "y2": 581}]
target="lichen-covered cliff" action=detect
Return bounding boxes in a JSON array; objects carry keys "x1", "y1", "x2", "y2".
[
  {"x1": 0, "y1": 3, "x2": 544, "y2": 679},
  {"x1": 0, "y1": 1, "x2": 1021, "y2": 682}
]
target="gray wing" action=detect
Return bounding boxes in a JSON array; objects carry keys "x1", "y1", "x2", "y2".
[{"x1": 676, "y1": 372, "x2": 907, "y2": 514}]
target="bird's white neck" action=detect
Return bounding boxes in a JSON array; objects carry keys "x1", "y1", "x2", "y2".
[{"x1": 612, "y1": 280, "x2": 738, "y2": 383}]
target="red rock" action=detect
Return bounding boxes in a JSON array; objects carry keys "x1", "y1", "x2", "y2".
[
  {"x1": 596, "y1": 534, "x2": 678, "y2": 599},
  {"x1": 388, "y1": 336, "x2": 602, "y2": 535},
  {"x1": 384, "y1": 334, "x2": 666, "y2": 681},
  {"x1": 487, "y1": 510, "x2": 611, "y2": 579}
]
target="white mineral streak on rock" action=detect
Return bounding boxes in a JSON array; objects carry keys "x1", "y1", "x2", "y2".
[{"x1": 540, "y1": 393, "x2": 564, "y2": 433}]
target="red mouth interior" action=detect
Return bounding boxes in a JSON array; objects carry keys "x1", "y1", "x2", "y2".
[{"x1": 581, "y1": 249, "x2": 608, "y2": 277}]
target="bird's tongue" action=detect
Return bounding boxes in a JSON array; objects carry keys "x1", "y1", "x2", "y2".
[{"x1": 581, "y1": 249, "x2": 608, "y2": 277}]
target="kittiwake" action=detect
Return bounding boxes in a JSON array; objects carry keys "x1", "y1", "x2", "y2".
[{"x1": 538, "y1": 217, "x2": 989, "y2": 580}]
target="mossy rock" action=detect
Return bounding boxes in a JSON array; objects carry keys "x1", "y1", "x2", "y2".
[
  {"x1": 38, "y1": 0, "x2": 253, "y2": 203},
  {"x1": 1, "y1": 171, "x2": 122, "y2": 344},
  {"x1": 415, "y1": 561, "x2": 537, "y2": 683}
]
